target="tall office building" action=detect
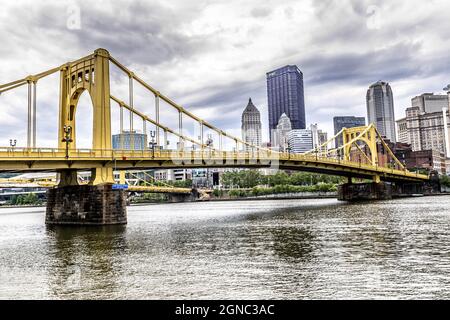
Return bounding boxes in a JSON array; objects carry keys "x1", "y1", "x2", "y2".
[
  {"x1": 241, "y1": 98, "x2": 262, "y2": 151},
  {"x1": 310, "y1": 124, "x2": 328, "y2": 149},
  {"x1": 366, "y1": 81, "x2": 397, "y2": 142},
  {"x1": 397, "y1": 106, "x2": 450, "y2": 155},
  {"x1": 333, "y1": 116, "x2": 366, "y2": 147},
  {"x1": 411, "y1": 93, "x2": 449, "y2": 113},
  {"x1": 287, "y1": 129, "x2": 313, "y2": 154},
  {"x1": 267, "y1": 65, "x2": 306, "y2": 141},
  {"x1": 112, "y1": 130, "x2": 148, "y2": 150},
  {"x1": 271, "y1": 113, "x2": 292, "y2": 152}
]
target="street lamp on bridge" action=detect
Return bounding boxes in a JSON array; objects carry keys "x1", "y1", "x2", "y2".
[
  {"x1": 9, "y1": 139, "x2": 17, "y2": 149},
  {"x1": 61, "y1": 125, "x2": 73, "y2": 160},
  {"x1": 149, "y1": 130, "x2": 156, "y2": 159}
]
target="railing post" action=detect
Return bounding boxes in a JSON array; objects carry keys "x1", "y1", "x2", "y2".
[
  {"x1": 32, "y1": 81, "x2": 37, "y2": 148},
  {"x1": 155, "y1": 93, "x2": 160, "y2": 147},
  {"x1": 129, "y1": 74, "x2": 134, "y2": 150},
  {"x1": 163, "y1": 129, "x2": 168, "y2": 150},
  {"x1": 120, "y1": 103, "x2": 124, "y2": 133},
  {"x1": 178, "y1": 110, "x2": 183, "y2": 145},
  {"x1": 27, "y1": 80, "x2": 32, "y2": 149}
]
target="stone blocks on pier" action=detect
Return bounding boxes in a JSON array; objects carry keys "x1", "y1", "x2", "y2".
[
  {"x1": 338, "y1": 182, "x2": 393, "y2": 201},
  {"x1": 46, "y1": 185, "x2": 127, "y2": 225}
]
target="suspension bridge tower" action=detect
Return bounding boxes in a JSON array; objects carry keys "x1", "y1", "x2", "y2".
[{"x1": 46, "y1": 49, "x2": 127, "y2": 225}]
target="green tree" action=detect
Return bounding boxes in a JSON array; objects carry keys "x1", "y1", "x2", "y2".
[
  {"x1": 8, "y1": 193, "x2": 40, "y2": 206},
  {"x1": 440, "y1": 175, "x2": 450, "y2": 188},
  {"x1": 220, "y1": 170, "x2": 342, "y2": 189},
  {"x1": 269, "y1": 171, "x2": 289, "y2": 186}
]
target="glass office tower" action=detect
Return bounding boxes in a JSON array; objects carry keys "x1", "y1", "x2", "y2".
[
  {"x1": 366, "y1": 81, "x2": 396, "y2": 142},
  {"x1": 267, "y1": 65, "x2": 306, "y2": 142}
]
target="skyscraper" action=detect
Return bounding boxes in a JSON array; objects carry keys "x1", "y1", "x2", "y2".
[
  {"x1": 366, "y1": 81, "x2": 396, "y2": 142},
  {"x1": 271, "y1": 113, "x2": 292, "y2": 152},
  {"x1": 241, "y1": 98, "x2": 262, "y2": 151},
  {"x1": 267, "y1": 65, "x2": 306, "y2": 141},
  {"x1": 411, "y1": 93, "x2": 449, "y2": 113},
  {"x1": 333, "y1": 116, "x2": 366, "y2": 147}
]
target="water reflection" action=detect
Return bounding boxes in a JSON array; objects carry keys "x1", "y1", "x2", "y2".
[
  {"x1": 0, "y1": 197, "x2": 450, "y2": 299},
  {"x1": 45, "y1": 225, "x2": 127, "y2": 299},
  {"x1": 270, "y1": 227, "x2": 315, "y2": 262}
]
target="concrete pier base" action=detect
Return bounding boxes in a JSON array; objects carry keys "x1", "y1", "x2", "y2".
[
  {"x1": 338, "y1": 182, "x2": 393, "y2": 201},
  {"x1": 46, "y1": 185, "x2": 127, "y2": 225},
  {"x1": 166, "y1": 189, "x2": 199, "y2": 203}
]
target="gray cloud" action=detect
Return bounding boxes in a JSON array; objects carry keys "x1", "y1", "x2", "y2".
[
  {"x1": 1, "y1": 0, "x2": 450, "y2": 146},
  {"x1": 250, "y1": 7, "x2": 272, "y2": 18},
  {"x1": 303, "y1": 41, "x2": 423, "y2": 86}
]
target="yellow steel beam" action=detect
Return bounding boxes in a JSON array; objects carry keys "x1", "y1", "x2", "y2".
[
  {"x1": 372, "y1": 125, "x2": 406, "y2": 170},
  {"x1": 108, "y1": 55, "x2": 273, "y2": 153},
  {"x1": 304, "y1": 127, "x2": 346, "y2": 155},
  {"x1": 0, "y1": 81, "x2": 28, "y2": 95},
  {"x1": 110, "y1": 95, "x2": 212, "y2": 150},
  {"x1": 127, "y1": 185, "x2": 191, "y2": 194},
  {"x1": 0, "y1": 148, "x2": 430, "y2": 182},
  {"x1": 351, "y1": 141, "x2": 373, "y2": 165}
]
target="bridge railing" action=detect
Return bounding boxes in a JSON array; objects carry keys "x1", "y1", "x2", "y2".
[{"x1": 0, "y1": 147, "x2": 427, "y2": 179}]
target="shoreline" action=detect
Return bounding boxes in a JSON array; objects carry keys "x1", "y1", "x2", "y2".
[
  {"x1": 0, "y1": 204, "x2": 46, "y2": 209},
  {"x1": 1, "y1": 193, "x2": 450, "y2": 209},
  {"x1": 130, "y1": 194, "x2": 338, "y2": 206},
  {"x1": 131, "y1": 192, "x2": 450, "y2": 206}
]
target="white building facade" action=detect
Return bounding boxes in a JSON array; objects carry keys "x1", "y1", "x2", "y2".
[
  {"x1": 287, "y1": 129, "x2": 313, "y2": 154},
  {"x1": 271, "y1": 113, "x2": 292, "y2": 152},
  {"x1": 397, "y1": 106, "x2": 450, "y2": 156}
]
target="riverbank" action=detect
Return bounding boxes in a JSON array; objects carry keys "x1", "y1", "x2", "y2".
[
  {"x1": 130, "y1": 191, "x2": 450, "y2": 205},
  {"x1": 200, "y1": 191, "x2": 338, "y2": 202},
  {"x1": 0, "y1": 204, "x2": 45, "y2": 209},
  {"x1": 2, "y1": 193, "x2": 450, "y2": 209},
  {"x1": 129, "y1": 192, "x2": 337, "y2": 206}
]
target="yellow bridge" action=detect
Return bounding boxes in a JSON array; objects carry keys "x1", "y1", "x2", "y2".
[
  {"x1": 0, "y1": 172, "x2": 193, "y2": 195},
  {"x1": 0, "y1": 48, "x2": 431, "y2": 225}
]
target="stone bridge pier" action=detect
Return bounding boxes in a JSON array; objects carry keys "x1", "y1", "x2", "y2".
[
  {"x1": 338, "y1": 181, "x2": 394, "y2": 201},
  {"x1": 45, "y1": 170, "x2": 127, "y2": 225},
  {"x1": 337, "y1": 172, "x2": 439, "y2": 202},
  {"x1": 166, "y1": 189, "x2": 199, "y2": 203}
]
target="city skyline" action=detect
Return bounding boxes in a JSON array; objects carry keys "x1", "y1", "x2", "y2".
[
  {"x1": 2, "y1": 0, "x2": 450, "y2": 306},
  {"x1": 1, "y1": 1, "x2": 450, "y2": 147}
]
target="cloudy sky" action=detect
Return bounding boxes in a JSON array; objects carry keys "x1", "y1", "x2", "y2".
[{"x1": 1, "y1": 0, "x2": 450, "y2": 148}]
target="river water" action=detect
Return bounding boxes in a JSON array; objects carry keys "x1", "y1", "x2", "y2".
[{"x1": 0, "y1": 196, "x2": 449, "y2": 300}]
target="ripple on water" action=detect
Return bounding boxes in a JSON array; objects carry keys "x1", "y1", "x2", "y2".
[{"x1": 0, "y1": 197, "x2": 449, "y2": 299}]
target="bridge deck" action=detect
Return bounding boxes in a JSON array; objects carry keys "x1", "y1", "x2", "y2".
[{"x1": 0, "y1": 148, "x2": 429, "y2": 183}]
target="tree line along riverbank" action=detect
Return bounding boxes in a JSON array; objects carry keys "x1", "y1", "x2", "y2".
[{"x1": 1, "y1": 171, "x2": 450, "y2": 206}]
